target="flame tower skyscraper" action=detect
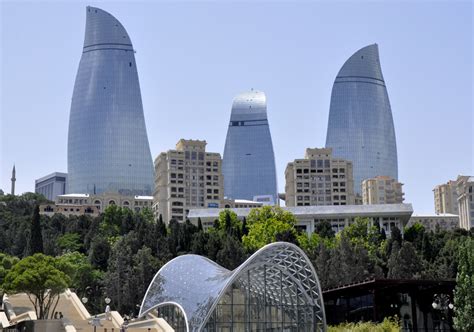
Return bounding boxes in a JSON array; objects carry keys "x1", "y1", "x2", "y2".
[
  {"x1": 326, "y1": 44, "x2": 398, "y2": 194},
  {"x1": 222, "y1": 90, "x2": 278, "y2": 203},
  {"x1": 67, "y1": 7, "x2": 154, "y2": 195}
]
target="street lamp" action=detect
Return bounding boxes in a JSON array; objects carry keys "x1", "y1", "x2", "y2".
[
  {"x1": 432, "y1": 294, "x2": 453, "y2": 311},
  {"x1": 104, "y1": 297, "x2": 112, "y2": 321}
]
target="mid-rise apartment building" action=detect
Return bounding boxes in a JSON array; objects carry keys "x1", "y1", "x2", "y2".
[
  {"x1": 457, "y1": 176, "x2": 474, "y2": 230},
  {"x1": 285, "y1": 148, "x2": 355, "y2": 207},
  {"x1": 433, "y1": 180, "x2": 459, "y2": 215},
  {"x1": 362, "y1": 176, "x2": 404, "y2": 204},
  {"x1": 154, "y1": 139, "x2": 224, "y2": 223}
]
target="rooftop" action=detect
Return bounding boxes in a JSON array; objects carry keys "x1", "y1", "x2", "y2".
[
  {"x1": 58, "y1": 193, "x2": 90, "y2": 198},
  {"x1": 188, "y1": 203, "x2": 413, "y2": 219},
  {"x1": 411, "y1": 213, "x2": 458, "y2": 218}
]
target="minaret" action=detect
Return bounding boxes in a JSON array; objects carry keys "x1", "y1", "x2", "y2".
[{"x1": 11, "y1": 164, "x2": 16, "y2": 195}]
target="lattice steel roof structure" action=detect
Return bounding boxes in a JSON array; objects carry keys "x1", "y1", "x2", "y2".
[{"x1": 139, "y1": 242, "x2": 326, "y2": 331}]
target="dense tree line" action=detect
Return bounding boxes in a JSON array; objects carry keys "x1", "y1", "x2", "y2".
[{"x1": 0, "y1": 193, "x2": 473, "y2": 324}]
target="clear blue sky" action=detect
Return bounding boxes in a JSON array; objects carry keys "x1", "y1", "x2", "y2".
[{"x1": 1, "y1": 1, "x2": 472, "y2": 213}]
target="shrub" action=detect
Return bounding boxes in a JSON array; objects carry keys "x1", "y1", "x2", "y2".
[{"x1": 328, "y1": 317, "x2": 400, "y2": 332}]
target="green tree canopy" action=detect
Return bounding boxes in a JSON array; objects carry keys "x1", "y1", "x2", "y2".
[
  {"x1": 28, "y1": 205, "x2": 44, "y2": 255},
  {"x1": 0, "y1": 253, "x2": 19, "y2": 303},
  {"x1": 454, "y1": 237, "x2": 474, "y2": 331},
  {"x1": 404, "y1": 222, "x2": 425, "y2": 245},
  {"x1": 56, "y1": 252, "x2": 102, "y2": 294},
  {"x1": 56, "y1": 233, "x2": 82, "y2": 253},
  {"x1": 216, "y1": 209, "x2": 241, "y2": 237},
  {"x1": 216, "y1": 236, "x2": 245, "y2": 270},
  {"x1": 2, "y1": 253, "x2": 70, "y2": 319},
  {"x1": 242, "y1": 206, "x2": 297, "y2": 251},
  {"x1": 314, "y1": 220, "x2": 335, "y2": 239},
  {"x1": 387, "y1": 241, "x2": 423, "y2": 279}
]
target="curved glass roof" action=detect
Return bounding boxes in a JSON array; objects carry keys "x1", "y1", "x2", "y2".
[{"x1": 139, "y1": 242, "x2": 326, "y2": 331}]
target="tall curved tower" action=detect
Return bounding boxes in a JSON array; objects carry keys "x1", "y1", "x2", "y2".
[
  {"x1": 222, "y1": 90, "x2": 278, "y2": 203},
  {"x1": 67, "y1": 6, "x2": 154, "y2": 195},
  {"x1": 325, "y1": 44, "x2": 398, "y2": 195}
]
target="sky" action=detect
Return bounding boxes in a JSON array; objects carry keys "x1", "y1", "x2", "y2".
[{"x1": 1, "y1": 0, "x2": 473, "y2": 213}]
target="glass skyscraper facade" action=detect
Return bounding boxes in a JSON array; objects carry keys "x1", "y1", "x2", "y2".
[
  {"x1": 325, "y1": 44, "x2": 398, "y2": 194},
  {"x1": 67, "y1": 7, "x2": 154, "y2": 195},
  {"x1": 222, "y1": 90, "x2": 278, "y2": 203}
]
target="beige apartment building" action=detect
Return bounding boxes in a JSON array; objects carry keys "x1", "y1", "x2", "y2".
[
  {"x1": 456, "y1": 175, "x2": 474, "y2": 230},
  {"x1": 154, "y1": 139, "x2": 224, "y2": 223},
  {"x1": 285, "y1": 148, "x2": 355, "y2": 206},
  {"x1": 362, "y1": 176, "x2": 404, "y2": 205},
  {"x1": 433, "y1": 180, "x2": 459, "y2": 214}
]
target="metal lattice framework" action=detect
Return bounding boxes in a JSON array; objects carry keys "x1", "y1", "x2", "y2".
[{"x1": 139, "y1": 242, "x2": 326, "y2": 331}]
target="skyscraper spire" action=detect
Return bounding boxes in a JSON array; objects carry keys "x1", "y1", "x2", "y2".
[{"x1": 11, "y1": 164, "x2": 16, "y2": 195}]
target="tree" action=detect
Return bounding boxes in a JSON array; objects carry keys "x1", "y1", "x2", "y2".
[
  {"x1": 191, "y1": 231, "x2": 209, "y2": 255},
  {"x1": 312, "y1": 243, "x2": 332, "y2": 289},
  {"x1": 0, "y1": 253, "x2": 19, "y2": 306},
  {"x1": 330, "y1": 234, "x2": 372, "y2": 287},
  {"x1": 105, "y1": 235, "x2": 136, "y2": 315},
  {"x1": 242, "y1": 206, "x2": 297, "y2": 251},
  {"x1": 387, "y1": 242, "x2": 422, "y2": 279},
  {"x1": 404, "y1": 223, "x2": 425, "y2": 246},
  {"x1": 197, "y1": 217, "x2": 203, "y2": 232},
  {"x1": 180, "y1": 219, "x2": 198, "y2": 252},
  {"x1": 217, "y1": 210, "x2": 241, "y2": 237},
  {"x1": 206, "y1": 231, "x2": 222, "y2": 261},
  {"x1": 89, "y1": 236, "x2": 111, "y2": 270},
  {"x1": 133, "y1": 246, "x2": 161, "y2": 309},
  {"x1": 216, "y1": 236, "x2": 245, "y2": 270},
  {"x1": 2, "y1": 254, "x2": 70, "y2": 319},
  {"x1": 454, "y1": 237, "x2": 474, "y2": 331},
  {"x1": 275, "y1": 229, "x2": 299, "y2": 245},
  {"x1": 56, "y1": 252, "x2": 102, "y2": 294},
  {"x1": 314, "y1": 220, "x2": 335, "y2": 239},
  {"x1": 241, "y1": 217, "x2": 248, "y2": 237},
  {"x1": 28, "y1": 205, "x2": 44, "y2": 255},
  {"x1": 100, "y1": 205, "x2": 123, "y2": 238},
  {"x1": 155, "y1": 214, "x2": 167, "y2": 237},
  {"x1": 56, "y1": 233, "x2": 82, "y2": 253},
  {"x1": 168, "y1": 219, "x2": 180, "y2": 256}
]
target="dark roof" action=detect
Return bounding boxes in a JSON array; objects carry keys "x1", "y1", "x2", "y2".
[{"x1": 323, "y1": 278, "x2": 456, "y2": 297}]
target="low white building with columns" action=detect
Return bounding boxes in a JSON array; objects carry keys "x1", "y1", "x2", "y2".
[{"x1": 188, "y1": 203, "x2": 413, "y2": 236}]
